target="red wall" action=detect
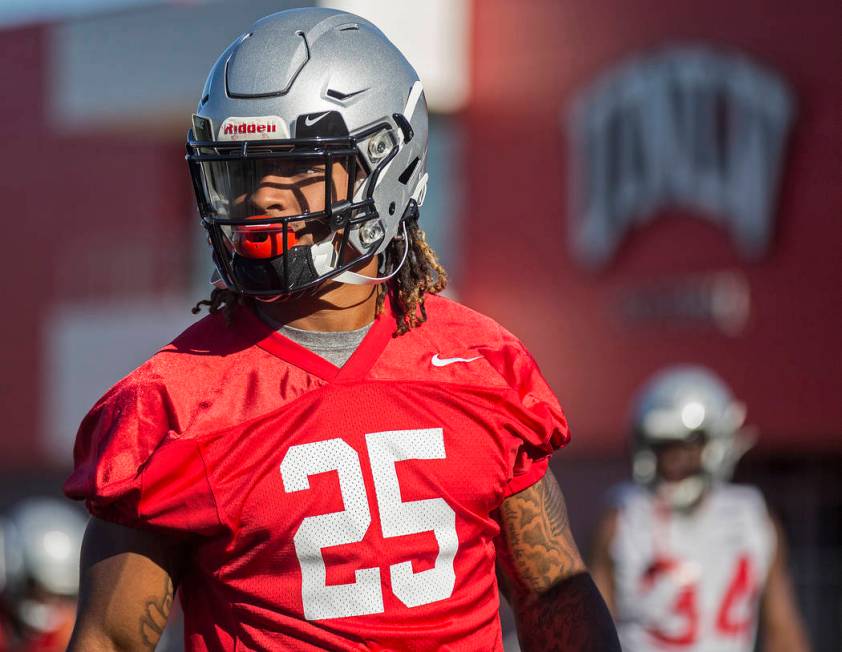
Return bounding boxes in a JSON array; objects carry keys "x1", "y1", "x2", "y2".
[
  {"x1": 1, "y1": 4, "x2": 839, "y2": 466},
  {"x1": 464, "y1": 0, "x2": 842, "y2": 455},
  {"x1": 0, "y1": 25, "x2": 191, "y2": 467}
]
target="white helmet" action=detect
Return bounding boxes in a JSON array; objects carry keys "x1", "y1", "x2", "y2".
[
  {"x1": 630, "y1": 365, "x2": 755, "y2": 508},
  {"x1": 0, "y1": 498, "x2": 87, "y2": 631},
  {"x1": 186, "y1": 7, "x2": 429, "y2": 296}
]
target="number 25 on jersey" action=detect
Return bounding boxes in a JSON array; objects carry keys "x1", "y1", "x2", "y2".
[{"x1": 280, "y1": 427, "x2": 459, "y2": 621}]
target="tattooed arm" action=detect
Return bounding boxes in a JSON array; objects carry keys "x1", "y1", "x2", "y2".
[
  {"x1": 67, "y1": 517, "x2": 185, "y2": 652},
  {"x1": 496, "y1": 471, "x2": 620, "y2": 652}
]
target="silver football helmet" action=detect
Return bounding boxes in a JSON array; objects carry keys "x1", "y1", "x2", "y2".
[
  {"x1": 630, "y1": 365, "x2": 755, "y2": 509},
  {"x1": 0, "y1": 498, "x2": 86, "y2": 631},
  {"x1": 186, "y1": 7, "x2": 429, "y2": 296}
]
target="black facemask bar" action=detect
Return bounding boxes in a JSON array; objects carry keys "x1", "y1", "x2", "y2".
[{"x1": 185, "y1": 121, "x2": 399, "y2": 295}]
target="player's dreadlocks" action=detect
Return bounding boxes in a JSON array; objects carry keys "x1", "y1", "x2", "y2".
[
  {"x1": 378, "y1": 211, "x2": 448, "y2": 335},
  {"x1": 191, "y1": 211, "x2": 447, "y2": 336}
]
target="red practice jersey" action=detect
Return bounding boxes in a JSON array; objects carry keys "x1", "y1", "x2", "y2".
[{"x1": 65, "y1": 295, "x2": 570, "y2": 651}]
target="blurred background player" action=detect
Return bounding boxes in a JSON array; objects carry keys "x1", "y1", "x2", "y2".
[
  {"x1": 589, "y1": 366, "x2": 811, "y2": 652},
  {"x1": 0, "y1": 498, "x2": 85, "y2": 652}
]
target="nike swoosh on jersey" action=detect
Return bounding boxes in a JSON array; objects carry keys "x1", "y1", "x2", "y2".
[
  {"x1": 304, "y1": 112, "x2": 330, "y2": 126},
  {"x1": 431, "y1": 353, "x2": 482, "y2": 367}
]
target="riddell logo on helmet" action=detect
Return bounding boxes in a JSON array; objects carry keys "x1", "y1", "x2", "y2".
[
  {"x1": 218, "y1": 116, "x2": 288, "y2": 141},
  {"x1": 225, "y1": 123, "x2": 275, "y2": 135}
]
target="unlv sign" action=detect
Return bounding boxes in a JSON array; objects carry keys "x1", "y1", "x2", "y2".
[{"x1": 568, "y1": 47, "x2": 794, "y2": 268}]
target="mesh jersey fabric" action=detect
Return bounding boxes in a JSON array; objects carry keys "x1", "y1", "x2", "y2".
[{"x1": 64, "y1": 294, "x2": 570, "y2": 652}]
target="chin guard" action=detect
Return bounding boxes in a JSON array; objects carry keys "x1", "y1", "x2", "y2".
[{"x1": 232, "y1": 246, "x2": 320, "y2": 294}]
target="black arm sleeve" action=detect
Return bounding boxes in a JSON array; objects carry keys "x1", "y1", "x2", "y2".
[{"x1": 513, "y1": 571, "x2": 621, "y2": 652}]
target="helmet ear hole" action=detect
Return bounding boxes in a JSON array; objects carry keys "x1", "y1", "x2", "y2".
[
  {"x1": 388, "y1": 202, "x2": 396, "y2": 215},
  {"x1": 398, "y1": 157, "x2": 420, "y2": 185}
]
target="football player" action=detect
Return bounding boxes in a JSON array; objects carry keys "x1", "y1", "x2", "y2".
[
  {"x1": 0, "y1": 498, "x2": 86, "y2": 652},
  {"x1": 589, "y1": 366, "x2": 811, "y2": 652},
  {"x1": 64, "y1": 8, "x2": 619, "y2": 651}
]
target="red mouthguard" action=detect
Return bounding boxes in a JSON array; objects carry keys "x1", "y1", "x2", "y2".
[{"x1": 232, "y1": 217, "x2": 299, "y2": 259}]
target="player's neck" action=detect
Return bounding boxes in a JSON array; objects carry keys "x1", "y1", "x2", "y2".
[{"x1": 256, "y1": 258, "x2": 381, "y2": 332}]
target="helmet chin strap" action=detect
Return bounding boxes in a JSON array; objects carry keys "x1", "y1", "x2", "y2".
[
  {"x1": 255, "y1": 293, "x2": 284, "y2": 303},
  {"x1": 333, "y1": 220, "x2": 409, "y2": 285}
]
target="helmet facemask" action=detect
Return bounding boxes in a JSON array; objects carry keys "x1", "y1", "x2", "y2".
[
  {"x1": 187, "y1": 113, "x2": 403, "y2": 297},
  {"x1": 638, "y1": 432, "x2": 710, "y2": 511}
]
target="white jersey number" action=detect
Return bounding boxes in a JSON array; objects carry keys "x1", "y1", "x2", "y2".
[
  {"x1": 280, "y1": 439, "x2": 382, "y2": 620},
  {"x1": 280, "y1": 428, "x2": 458, "y2": 621}
]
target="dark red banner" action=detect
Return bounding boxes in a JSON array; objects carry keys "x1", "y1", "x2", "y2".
[{"x1": 463, "y1": 0, "x2": 842, "y2": 455}]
